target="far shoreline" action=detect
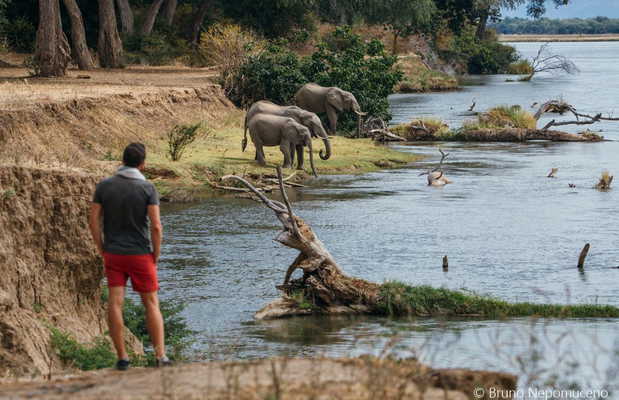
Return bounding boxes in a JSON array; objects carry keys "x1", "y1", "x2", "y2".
[{"x1": 498, "y1": 33, "x2": 619, "y2": 42}]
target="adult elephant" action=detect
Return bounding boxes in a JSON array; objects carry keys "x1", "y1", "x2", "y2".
[
  {"x1": 294, "y1": 83, "x2": 366, "y2": 135},
  {"x1": 243, "y1": 101, "x2": 331, "y2": 169},
  {"x1": 247, "y1": 114, "x2": 318, "y2": 177}
]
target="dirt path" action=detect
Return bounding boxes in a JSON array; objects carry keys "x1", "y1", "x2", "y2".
[
  {"x1": 0, "y1": 357, "x2": 516, "y2": 400},
  {"x1": 0, "y1": 65, "x2": 218, "y2": 111}
]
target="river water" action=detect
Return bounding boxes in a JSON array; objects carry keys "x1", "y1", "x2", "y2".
[{"x1": 158, "y1": 42, "x2": 619, "y2": 388}]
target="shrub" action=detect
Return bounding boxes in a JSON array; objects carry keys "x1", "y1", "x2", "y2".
[
  {"x1": 508, "y1": 60, "x2": 534, "y2": 75},
  {"x1": 50, "y1": 328, "x2": 116, "y2": 371},
  {"x1": 123, "y1": 296, "x2": 196, "y2": 362},
  {"x1": 167, "y1": 123, "x2": 206, "y2": 161},
  {"x1": 199, "y1": 23, "x2": 264, "y2": 94},
  {"x1": 124, "y1": 32, "x2": 189, "y2": 66},
  {"x1": 2, "y1": 17, "x2": 35, "y2": 53}
]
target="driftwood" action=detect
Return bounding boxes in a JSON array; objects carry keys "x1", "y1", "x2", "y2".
[
  {"x1": 596, "y1": 171, "x2": 613, "y2": 190},
  {"x1": 361, "y1": 117, "x2": 405, "y2": 142},
  {"x1": 223, "y1": 167, "x2": 380, "y2": 320},
  {"x1": 419, "y1": 148, "x2": 452, "y2": 186},
  {"x1": 215, "y1": 171, "x2": 302, "y2": 194},
  {"x1": 534, "y1": 100, "x2": 619, "y2": 131},
  {"x1": 578, "y1": 244, "x2": 590, "y2": 269},
  {"x1": 547, "y1": 168, "x2": 558, "y2": 178},
  {"x1": 460, "y1": 128, "x2": 602, "y2": 142}
]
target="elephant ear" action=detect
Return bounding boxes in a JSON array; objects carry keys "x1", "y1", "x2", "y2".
[{"x1": 326, "y1": 89, "x2": 344, "y2": 113}]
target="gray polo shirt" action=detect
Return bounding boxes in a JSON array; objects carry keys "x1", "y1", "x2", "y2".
[{"x1": 93, "y1": 172, "x2": 160, "y2": 255}]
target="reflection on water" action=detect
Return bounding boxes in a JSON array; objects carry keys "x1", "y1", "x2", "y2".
[{"x1": 158, "y1": 42, "x2": 619, "y2": 383}]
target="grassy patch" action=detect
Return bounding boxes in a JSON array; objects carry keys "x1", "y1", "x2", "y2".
[
  {"x1": 142, "y1": 113, "x2": 420, "y2": 199},
  {"x1": 50, "y1": 328, "x2": 116, "y2": 371},
  {"x1": 464, "y1": 105, "x2": 537, "y2": 131},
  {"x1": 395, "y1": 55, "x2": 458, "y2": 93},
  {"x1": 390, "y1": 118, "x2": 466, "y2": 141},
  {"x1": 375, "y1": 282, "x2": 619, "y2": 318}
]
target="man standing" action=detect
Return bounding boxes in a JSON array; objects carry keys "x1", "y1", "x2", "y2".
[{"x1": 89, "y1": 143, "x2": 170, "y2": 370}]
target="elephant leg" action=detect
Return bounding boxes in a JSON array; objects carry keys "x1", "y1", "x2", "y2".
[
  {"x1": 289, "y1": 143, "x2": 296, "y2": 167},
  {"x1": 255, "y1": 143, "x2": 266, "y2": 166},
  {"x1": 280, "y1": 143, "x2": 292, "y2": 169},
  {"x1": 326, "y1": 106, "x2": 339, "y2": 134},
  {"x1": 295, "y1": 144, "x2": 304, "y2": 169}
]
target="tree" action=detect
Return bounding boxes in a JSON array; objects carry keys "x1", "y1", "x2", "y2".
[
  {"x1": 61, "y1": 0, "x2": 95, "y2": 70},
  {"x1": 34, "y1": 0, "x2": 71, "y2": 77},
  {"x1": 191, "y1": 0, "x2": 212, "y2": 44},
  {"x1": 162, "y1": 0, "x2": 177, "y2": 26},
  {"x1": 115, "y1": 0, "x2": 134, "y2": 34},
  {"x1": 365, "y1": 0, "x2": 436, "y2": 54},
  {"x1": 521, "y1": 43, "x2": 578, "y2": 81},
  {"x1": 140, "y1": 0, "x2": 165, "y2": 36},
  {"x1": 98, "y1": 0, "x2": 124, "y2": 68}
]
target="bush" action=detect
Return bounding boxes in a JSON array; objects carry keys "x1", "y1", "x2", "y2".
[
  {"x1": 123, "y1": 296, "x2": 196, "y2": 362},
  {"x1": 167, "y1": 123, "x2": 206, "y2": 161},
  {"x1": 227, "y1": 27, "x2": 402, "y2": 133},
  {"x1": 439, "y1": 25, "x2": 519, "y2": 74},
  {"x1": 2, "y1": 17, "x2": 35, "y2": 53},
  {"x1": 124, "y1": 32, "x2": 189, "y2": 66},
  {"x1": 508, "y1": 60, "x2": 534, "y2": 75},
  {"x1": 50, "y1": 328, "x2": 116, "y2": 371},
  {"x1": 199, "y1": 23, "x2": 264, "y2": 89}
]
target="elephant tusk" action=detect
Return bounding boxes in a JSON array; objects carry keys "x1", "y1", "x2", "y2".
[{"x1": 355, "y1": 111, "x2": 368, "y2": 116}]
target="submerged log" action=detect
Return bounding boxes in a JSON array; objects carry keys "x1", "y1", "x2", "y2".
[{"x1": 459, "y1": 128, "x2": 602, "y2": 142}]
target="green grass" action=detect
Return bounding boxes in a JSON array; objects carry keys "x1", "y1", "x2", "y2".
[
  {"x1": 389, "y1": 118, "x2": 465, "y2": 141},
  {"x1": 394, "y1": 55, "x2": 459, "y2": 93},
  {"x1": 375, "y1": 282, "x2": 619, "y2": 318},
  {"x1": 50, "y1": 328, "x2": 116, "y2": 371}
]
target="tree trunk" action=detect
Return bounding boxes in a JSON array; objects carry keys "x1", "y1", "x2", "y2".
[
  {"x1": 140, "y1": 0, "x2": 165, "y2": 36},
  {"x1": 98, "y1": 0, "x2": 124, "y2": 68},
  {"x1": 162, "y1": 0, "x2": 177, "y2": 26},
  {"x1": 61, "y1": 0, "x2": 95, "y2": 70},
  {"x1": 191, "y1": 0, "x2": 211, "y2": 45},
  {"x1": 476, "y1": 10, "x2": 489, "y2": 40},
  {"x1": 223, "y1": 169, "x2": 380, "y2": 320},
  {"x1": 391, "y1": 31, "x2": 399, "y2": 55},
  {"x1": 115, "y1": 0, "x2": 134, "y2": 34},
  {"x1": 34, "y1": 0, "x2": 72, "y2": 77}
]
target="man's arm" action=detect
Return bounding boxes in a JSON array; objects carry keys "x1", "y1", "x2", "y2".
[
  {"x1": 148, "y1": 205, "x2": 163, "y2": 264},
  {"x1": 89, "y1": 203, "x2": 104, "y2": 256}
]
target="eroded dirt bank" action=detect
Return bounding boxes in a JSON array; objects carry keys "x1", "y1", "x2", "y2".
[
  {"x1": 0, "y1": 357, "x2": 516, "y2": 400},
  {"x1": 0, "y1": 166, "x2": 140, "y2": 377}
]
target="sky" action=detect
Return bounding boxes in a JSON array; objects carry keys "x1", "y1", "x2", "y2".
[{"x1": 502, "y1": 0, "x2": 619, "y2": 18}]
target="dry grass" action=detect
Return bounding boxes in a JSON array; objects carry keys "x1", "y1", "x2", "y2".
[
  {"x1": 394, "y1": 54, "x2": 458, "y2": 93},
  {"x1": 464, "y1": 105, "x2": 537, "y2": 131}
]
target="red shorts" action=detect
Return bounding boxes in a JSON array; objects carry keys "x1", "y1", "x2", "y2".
[{"x1": 103, "y1": 252, "x2": 159, "y2": 293}]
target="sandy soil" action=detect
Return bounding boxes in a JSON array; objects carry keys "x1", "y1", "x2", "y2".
[
  {"x1": 0, "y1": 357, "x2": 516, "y2": 400},
  {"x1": 0, "y1": 65, "x2": 218, "y2": 111},
  {"x1": 499, "y1": 34, "x2": 619, "y2": 42}
]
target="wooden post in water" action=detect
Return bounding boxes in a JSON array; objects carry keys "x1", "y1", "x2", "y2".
[
  {"x1": 578, "y1": 243, "x2": 590, "y2": 269},
  {"x1": 442, "y1": 255, "x2": 449, "y2": 271}
]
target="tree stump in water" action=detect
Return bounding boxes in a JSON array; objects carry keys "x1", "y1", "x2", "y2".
[{"x1": 223, "y1": 167, "x2": 380, "y2": 319}]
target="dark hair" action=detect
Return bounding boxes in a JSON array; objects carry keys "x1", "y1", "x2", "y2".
[{"x1": 122, "y1": 143, "x2": 146, "y2": 167}]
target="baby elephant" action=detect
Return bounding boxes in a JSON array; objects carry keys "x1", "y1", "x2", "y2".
[{"x1": 247, "y1": 114, "x2": 317, "y2": 177}]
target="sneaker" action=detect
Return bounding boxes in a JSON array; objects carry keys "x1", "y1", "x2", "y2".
[
  {"x1": 116, "y1": 359, "x2": 130, "y2": 371},
  {"x1": 155, "y1": 356, "x2": 173, "y2": 368}
]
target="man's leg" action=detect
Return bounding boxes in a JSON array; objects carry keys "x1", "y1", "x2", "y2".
[
  {"x1": 108, "y1": 286, "x2": 128, "y2": 360},
  {"x1": 139, "y1": 291, "x2": 166, "y2": 359}
]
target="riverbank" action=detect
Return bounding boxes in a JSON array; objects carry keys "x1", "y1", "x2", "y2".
[
  {"x1": 499, "y1": 34, "x2": 619, "y2": 42},
  {"x1": 0, "y1": 67, "x2": 420, "y2": 202},
  {"x1": 0, "y1": 356, "x2": 516, "y2": 399},
  {"x1": 395, "y1": 54, "x2": 459, "y2": 93}
]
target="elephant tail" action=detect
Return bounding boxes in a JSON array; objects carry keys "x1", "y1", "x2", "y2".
[{"x1": 242, "y1": 114, "x2": 248, "y2": 152}]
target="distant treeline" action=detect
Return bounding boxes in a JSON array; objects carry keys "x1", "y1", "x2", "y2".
[{"x1": 493, "y1": 17, "x2": 619, "y2": 34}]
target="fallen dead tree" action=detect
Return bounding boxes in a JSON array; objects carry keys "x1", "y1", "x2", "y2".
[
  {"x1": 461, "y1": 128, "x2": 603, "y2": 142},
  {"x1": 419, "y1": 148, "x2": 452, "y2": 186},
  {"x1": 224, "y1": 167, "x2": 619, "y2": 320},
  {"x1": 361, "y1": 116, "x2": 405, "y2": 142},
  {"x1": 534, "y1": 100, "x2": 619, "y2": 131},
  {"x1": 213, "y1": 171, "x2": 304, "y2": 195}
]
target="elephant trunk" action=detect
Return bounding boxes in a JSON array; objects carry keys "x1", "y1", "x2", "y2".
[
  {"x1": 308, "y1": 139, "x2": 318, "y2": 177},
  {"x1": 319, "y1": 137, "x2": 331, "y2": 160}
]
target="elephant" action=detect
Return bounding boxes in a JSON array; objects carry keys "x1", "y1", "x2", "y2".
[
  {"x1": 294, "y1": 83, "x2": 366, "y2": 135},
  {"x1": 247, "y1": 114, "x2": 317, "y2": 177},
  {"x1": 242, "y1": 100, "x2": 331, "y2": 170}
]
